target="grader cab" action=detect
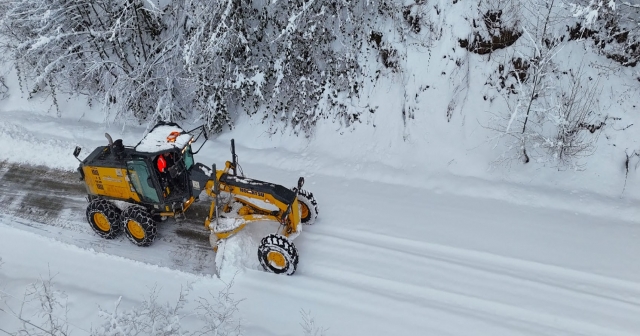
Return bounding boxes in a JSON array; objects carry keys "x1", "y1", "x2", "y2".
[{"x1": 73, "y1": 122, "x2": 318, "y2": 275}]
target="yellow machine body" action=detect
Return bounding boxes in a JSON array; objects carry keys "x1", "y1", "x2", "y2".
[
  {"x1": 82, "y1": 166, "x2": 141, "y2": 202},
  {"x1": 204, "y1": 161, "x2": 302, "y2": 242}
]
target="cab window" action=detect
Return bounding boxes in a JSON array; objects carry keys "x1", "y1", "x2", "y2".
[
  {"x1": 183, "y1": 145, "x2": 194, "y2": 170},
  {"x1": 127, "y1": 159, "x2": 160, "y2": 203}
]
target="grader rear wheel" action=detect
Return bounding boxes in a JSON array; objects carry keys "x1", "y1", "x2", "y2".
[
  {"x1": 86, "y1": 199, "x2": 122, "y2": 239},
  {"x1": 258, "y1": 234, "x2": 299, "y2": 275},
  {"x1": 122, "y1": 206, "x2": 157, "y2": 247}
]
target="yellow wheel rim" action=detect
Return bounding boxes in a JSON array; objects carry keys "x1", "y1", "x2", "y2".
[
  {"x1": 127, "y1": 220, "x2": 146, "y2": 240},
  {"x1": 93, "y1": 213, "x2": 111, "y2": 232},
  {"x1": 267, "y1": 251, "x2": 286, "y2": 269},
  {"x1": 300, "y1": 203, "x2": 310, "y2": 219}
]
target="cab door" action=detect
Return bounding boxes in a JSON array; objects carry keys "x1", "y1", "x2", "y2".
[{"x1": 126, "y1": 159, "x2": 161, "y2": 204}]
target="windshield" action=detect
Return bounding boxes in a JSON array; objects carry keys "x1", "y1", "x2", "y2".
[
  {"x1": 127, "y1": 159, "x2": 160, "y2": 203},
  {"x1": 184, "y1": 145, "x2": 194, "y2": 170}
]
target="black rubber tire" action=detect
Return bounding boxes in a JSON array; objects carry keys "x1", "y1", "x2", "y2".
[
  {"x1": 122, "y1": 206, "x2": 157, "y2": 247},
  {"x1": 295, "y1": 188, "x2": 319, "y2": 225},
  {"x1": 86, "y1": 198, "x2": 122, "y2": 239},
  {"x1": 258, "y1": 234, "x2": 299, "y2": 275}
]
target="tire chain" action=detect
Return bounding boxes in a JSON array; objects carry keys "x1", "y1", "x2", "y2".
[
  {"x1": 293, "y1": 188, "x2": 319, "y2": 224},
  {"x1": 258, "y1": 233, "x2": 299, "y2": 275},
  {"x1": 86, "y1": 198, "x2": 122, "y2": 239},
  {"x1": 122, "y1": 205, "x2": 157, "y2": 247}
]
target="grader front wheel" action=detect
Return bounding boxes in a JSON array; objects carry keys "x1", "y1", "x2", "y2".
[
  {"x1": 258, "y1": 234, "x2": 299, "y2": 275},
  {"x1": 295, "y1": 189, "x2": 319, "y2": 225}
]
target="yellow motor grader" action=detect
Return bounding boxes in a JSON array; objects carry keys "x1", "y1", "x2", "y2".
[{"x1": 73, "y1": 122, "x2": 318, "y2": 275}]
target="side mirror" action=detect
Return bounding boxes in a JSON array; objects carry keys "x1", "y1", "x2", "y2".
[
  {"x1": 73, "y1": 146, "x2": 82, "y2": 162},
  {"x1": 297, "y1": 177, "x2": 305, "y2": 190}
]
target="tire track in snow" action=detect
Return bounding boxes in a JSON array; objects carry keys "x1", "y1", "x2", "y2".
[
  {"x1": 305, "y1": 266, "x2": 638, "y2": 336},
  {"x1": 299, "y1": 227, "x2": 640, "y2": 335},
  {"x1": 307, "y1": 227, "x2": 640, "y2": 305}
]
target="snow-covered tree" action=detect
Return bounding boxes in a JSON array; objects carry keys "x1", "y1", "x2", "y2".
[
  {"x1": 0, "y1": 0, "x2": 425, "y2": 135},
  {"x1": 92, "y1": 282, "x2": 240, "y2": 336},
  {"x1": 300, "y1": 310, "x2": 328, "y2": 336},
  {"x1": 179, "y1": 0, "x2": 363, "y2": 135},
  {"x1": 488, "y1": 0, "x2": 606, "y2": 167},
  {"x1": 0, "y1": 75, "x2": 7, "y2": 100},
  {"x1": 178, "y1": 0, "x2": 421, "y2": 135},
  {"x1": 0, "y1": 0, "x2": 174, "y2": 119},
  {"x1": 2, "y1": 271, "x2": 71, "y2": 336},
  {"x1": 569, "y1": 0, "x2": 640, "y2": 67}
]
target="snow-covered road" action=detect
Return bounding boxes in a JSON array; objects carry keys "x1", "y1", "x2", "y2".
[{"x1": 1, "y1": 159, "x2": 639, "y2": 336}]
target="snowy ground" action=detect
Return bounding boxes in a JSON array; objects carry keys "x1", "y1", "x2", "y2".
[
  {"x1": 1, "y1": 110, "x2": 640, "y2": 335},
  {"x1": 1, "y1": 14, "x2": 640, "y2": 331}
]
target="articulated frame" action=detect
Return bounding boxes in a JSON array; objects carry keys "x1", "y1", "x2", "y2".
[{"x1": 204, "y1": 161, "x2": 302, "y2": 245}]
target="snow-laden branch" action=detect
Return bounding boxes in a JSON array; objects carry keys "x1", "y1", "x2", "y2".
[
  {"x1": 620, "y1": 1, "x2": 640, "y2": 9},
  {"x1": 272, "y1": 0, "x2": 317, "y2": 42},
  {"x1": 0, "y1": 0, "x2": 420, "y2": 135}
]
